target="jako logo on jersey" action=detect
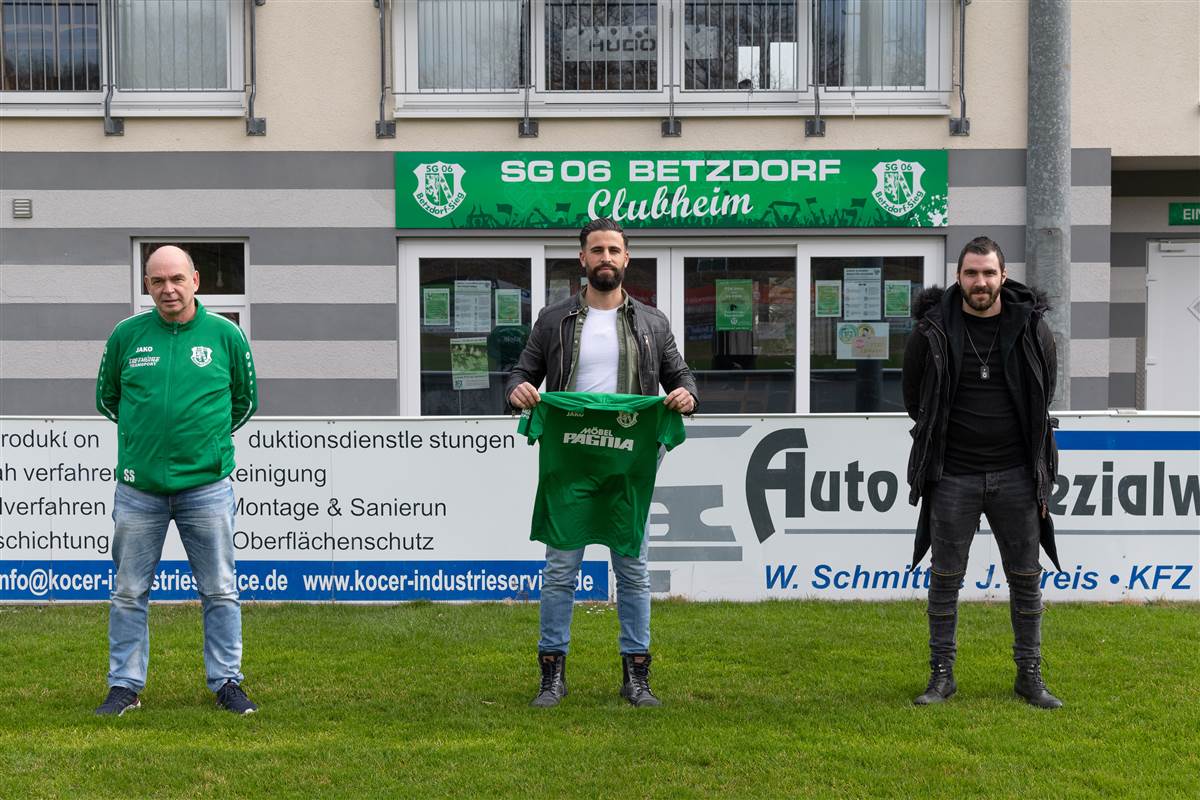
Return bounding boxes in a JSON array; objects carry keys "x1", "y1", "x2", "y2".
[
  {"x1": 191, "y1": 346, "x2": 213, "y2": 367},
  {"x1": 564, "y1": 427, "x2": 634, "y2": 451},
  {"x1": 615, "y1": 410, "x2": 638, "y2": 428}
]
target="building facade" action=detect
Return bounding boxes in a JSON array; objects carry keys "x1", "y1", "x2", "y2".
[{"x1": 2, "y1": 0, "x2": 1197, "y2": 416}]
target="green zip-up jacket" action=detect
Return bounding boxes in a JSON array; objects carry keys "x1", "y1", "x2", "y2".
[{"x1": 96, "y1": 300, "x2": 258, "y2": 495}]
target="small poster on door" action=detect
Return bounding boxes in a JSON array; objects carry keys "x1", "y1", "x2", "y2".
[
  {"x1": 884, "y1": 280, "x2": 912, "y2": 318},
  {"x1": 836, "y1": 322, "x2": 890, "y2": 360},
  {"x1": 815, "y1": 280, "x2": 842, "y2": 317},
  {"x1": 715, "y1": 279, "x2": 754, "y2": 331},
  {"x1": 843, "y1": 267, "x2": 882, "y2": 320},
  {"x1": 423, "y1": 287, "x2": 450, "y2": 326},
  {"x1": 494, "y1": 289, "x2": 522, "y2": 326},
  {"x1": 450, "y1": 337, "x2": 489, "y2": 390},
  {"x1": 454, "y1": 280, "x2": 492, "y2": 332}
]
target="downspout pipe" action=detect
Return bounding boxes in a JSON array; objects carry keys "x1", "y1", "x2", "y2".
[
  {"x1": 103, "y1": 0, "x2": 123, "y2": 135},
  {"x1": 246, "y1": 0, "x2": 267, "y2": 135},
  {"x1": 1026, "y1": 0, "x2": 1072, "y2": 408},
  {"x1": 375, "y1": 0, "x2": 395, "y2": 137},
  {"x1": 949, "y1": 0, "x2": 969, "y2": 134}
]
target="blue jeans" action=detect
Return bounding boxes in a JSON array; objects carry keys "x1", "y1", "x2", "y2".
[
  {"x1": 538, "y1": 534, "x2": 651, "y2": 655},
  {"x1": 927, "y1": 465, "x2": 1045, "y2": 667},
  {"x1": 108, "y1": 479, "x2": 243, "y2": 693}
]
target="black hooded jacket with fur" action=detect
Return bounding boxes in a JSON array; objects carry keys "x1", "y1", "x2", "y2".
[{"x1": 901, "y1": 279, "x2": 1061, "y2": 570}]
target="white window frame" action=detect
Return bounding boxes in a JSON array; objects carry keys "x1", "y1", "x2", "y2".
[
  {"x1": 393, "y1": 0, "x2": 952, "y2": 118},
  {"x1": 396, "y1": 235, "x2": 944, "y2": 416},
  {"x1": 0, "y1": 0, "x2": 246, "y2": 118},
  {"x1": 132, "y1": 238, "x2": 250, "y2": 335}
]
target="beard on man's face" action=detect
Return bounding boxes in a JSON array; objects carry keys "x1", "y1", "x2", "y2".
[
  {"x1": 587, "y1": 265, "x2": 623, "y2": 292},
  {"x1": 965, "y1": 285, "x2": 1000, "y2": 311}
]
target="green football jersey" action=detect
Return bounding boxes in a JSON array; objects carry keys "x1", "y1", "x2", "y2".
[{"x1": 517, "y1": 392, "x2": 686, "y2": 557}]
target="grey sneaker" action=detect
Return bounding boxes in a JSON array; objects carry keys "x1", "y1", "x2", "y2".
[
  {"x1": 216, "y1": 681, "x2": 258, "y2": 715},
  {"x1": 95, "y1": 686, "x2": 141, "y2": 716}
]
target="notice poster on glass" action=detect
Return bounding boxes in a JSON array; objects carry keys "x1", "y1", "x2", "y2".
[
  {"x1": 836, "y1": 322, "x2": 890, "y2": 360},
  {"x1": 454, "y1": 280, "x2": 492, "y2": 332},
  {"x1": 450, "y1": 337, "x2": 489, "y2": 390},
  {"x1": 843, "y1": 268, "x2": 882, "y2": 321},
  {"x1": 715, "y1": 279, "x2": 754, "y2": 331},
  {"x1": 815, "y1": 280, "x2": 842, "y2": 318},
  {"x1": 884, "y1": 280, "x2": 912, "y2": 318},
  {"x1": 494, "y1": 289, "x2": 522, "y2": 326},
  {"x1": 423, "y1": 288, "x2": 450, "y2": 326}
]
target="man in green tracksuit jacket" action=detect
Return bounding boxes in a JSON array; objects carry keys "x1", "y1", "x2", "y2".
[{"x1": 93, "y1": 245, "x2": 259, "y2": 716}]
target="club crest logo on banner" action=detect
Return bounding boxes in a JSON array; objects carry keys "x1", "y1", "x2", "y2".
[
  {"x1": 413, "y1": 161, "x2": 467, "y2": 219},
  {"x1": 190, "y1": 346, "x2": 212, "y2": 367},
  {"x1": 871, "y1": 159, "x2": 926, "y2": 217},
  {"x1": 616, "y1": 411, "x2": 639, "y2": 428}
]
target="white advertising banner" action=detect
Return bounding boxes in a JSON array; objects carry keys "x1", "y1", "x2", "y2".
[{"x1": 1, "y1": 414, "x2": 1197, "y2": 603}]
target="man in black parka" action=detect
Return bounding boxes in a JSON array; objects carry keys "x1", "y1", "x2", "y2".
[{"x1": 902, "y1": 235, "x2": 1063, "y2": 709}]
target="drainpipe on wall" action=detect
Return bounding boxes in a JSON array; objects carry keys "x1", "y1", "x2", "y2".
[
  {"x1": 245, "y1": 0, "x2": 267, "y2": 136},
  {"x1": 375, "y1": 0, "x2": 395, "y2": 138},
  {"x1": 1026, "y1": 0, "x2": 1071, "y2": 408}
]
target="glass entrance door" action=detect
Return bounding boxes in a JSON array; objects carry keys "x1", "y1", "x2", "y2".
[
  {"x1": 800, "y1": 238, "x2": 943, "y2": 412},
  {"x1": 676, "y1": 248, "x2": 798, "y2": 413},
  {"x1": 401, "y1": 242, "x2": 542, "y2": 416}
]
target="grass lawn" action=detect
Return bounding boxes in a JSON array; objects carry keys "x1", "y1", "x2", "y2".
[{"x1": 1, "y1": 600, "x2": 1196, "y2": 799}]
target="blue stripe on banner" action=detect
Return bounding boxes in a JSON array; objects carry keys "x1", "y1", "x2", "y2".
[
  {"x1": 1056, "y1": 430, "x2": 1200, "y2": 450},
  {"x1": 0, "y1": 560, "x2": 609, "y2": 602}
]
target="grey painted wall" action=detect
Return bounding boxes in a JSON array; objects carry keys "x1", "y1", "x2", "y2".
[{"x1": 1, "y1": 148, "x2": 1118, "y2": 415}]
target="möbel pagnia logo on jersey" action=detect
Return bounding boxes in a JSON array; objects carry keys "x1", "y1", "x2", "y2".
[
  {"x1": 871, "y1": 159, "x2": 926, "y2": 217},
  {"x1": 413, "y1": 161, "x2": 467, "y2": 218}
]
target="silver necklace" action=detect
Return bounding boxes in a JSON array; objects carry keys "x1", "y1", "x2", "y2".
[{"x1": 964, "y1": 318, "x2": 1001, "y2": 380}]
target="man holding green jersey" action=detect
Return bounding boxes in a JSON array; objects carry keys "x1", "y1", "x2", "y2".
[
  {"x1": 94, "y1": 245, "x2": 259, "y2": 716},
  {"x1": 506, "y1": 218, "x2": 697, "y2": 708}
]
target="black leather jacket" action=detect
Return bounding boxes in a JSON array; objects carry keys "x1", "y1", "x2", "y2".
[
  {"x1": 901, "y1": 280, "x2": 1061, "y2": 570},
  {"x1": 504, "y1": 291, "x2": 698, "y2": 412}
]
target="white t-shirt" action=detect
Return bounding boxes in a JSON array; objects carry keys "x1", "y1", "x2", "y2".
[{"x1": 574, "y1": 306, "x2": 619, "y2": 393}]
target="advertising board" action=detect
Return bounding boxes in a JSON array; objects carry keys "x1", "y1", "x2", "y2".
[{"x1": 1, "y1": 414, "x2": 1196, "y2": 602}]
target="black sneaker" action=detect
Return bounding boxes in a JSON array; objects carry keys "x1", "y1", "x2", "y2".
[
  {"x1": 95, "y1": 686, "x2": 141, "y2": 716},
  {"x1": 216, "y1": 681, "x2": 258, "y2": 715},
  {"x1": 620, "y1": 653, "x2": 661, "y2": 707}
]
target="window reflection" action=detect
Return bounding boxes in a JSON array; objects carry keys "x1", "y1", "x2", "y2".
[
  {"x1": 545, "y1": 257, "x2": 657, "y2": 307},
  {"x1": 810, "y1": 255, "x2": 922, "y2": 412},
  {"x1": 419, "y1": 258, "x2": 531, "y2": 415},
  {"x1": 684, "y1": 256, "x2": 796, "y2": 413}
]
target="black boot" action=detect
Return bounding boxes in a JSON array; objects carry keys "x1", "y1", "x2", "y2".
[
  {"x1": 1015, "y1": 662, "x2": 1062, "y2": 709},
  {"x1": 620, "y1": 654, "x2": 661, "y2": 707},
  {"x1": 530, "y1": 652, "x2": 567, "y2": 708},
  {"x1": 913, "y1": 660, "x2": 957, "y2": 705}
]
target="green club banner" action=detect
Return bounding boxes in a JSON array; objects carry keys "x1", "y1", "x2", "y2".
[{"x1": 395, "y1": 150, "x2": 948, "y2": 230}]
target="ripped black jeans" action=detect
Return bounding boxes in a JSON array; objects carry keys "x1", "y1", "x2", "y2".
[{"x1": 927, "y1": 465, "x2": 1045, "y2": 668}]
